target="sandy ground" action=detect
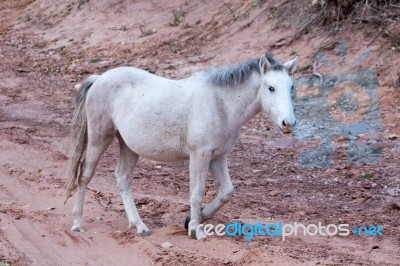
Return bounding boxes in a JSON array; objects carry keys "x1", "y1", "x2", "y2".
[{"x1": 1, "y1": 1, "x2": 399, "y2": 265}]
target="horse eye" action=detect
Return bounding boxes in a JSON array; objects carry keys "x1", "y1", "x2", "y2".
[
  {"x1": 291, "y1": 85, "x2": 294, "y2": 90},
  {"x1": 269, "y1": 86, "x2": 275, "y2": 92}
]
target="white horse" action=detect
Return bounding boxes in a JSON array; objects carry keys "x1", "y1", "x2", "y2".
[{"x1": 65, "y1": 53, "x2": 298, "y2": 240}]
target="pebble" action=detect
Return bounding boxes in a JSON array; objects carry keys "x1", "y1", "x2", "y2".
[
  {"x1": 269, "y1": 190, "x2": 279, "y2": 196},
  {"x1": 161, "y1": 241, "x2": 173, "y2": 248}
]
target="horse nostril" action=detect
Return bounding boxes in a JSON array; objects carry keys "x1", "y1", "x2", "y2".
[{"x1": 282, "y1": 120, "x2": 287, "y2": 128}]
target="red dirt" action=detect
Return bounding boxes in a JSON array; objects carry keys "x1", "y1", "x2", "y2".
[{"x1": 0, "y1": 1, "x2": 399, "y2": 265}]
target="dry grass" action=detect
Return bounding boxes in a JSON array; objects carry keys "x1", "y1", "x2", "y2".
[
  {"x1": 273, "y1": 0, "x2": 400, "y2": 44},
  {"x1": 314, "y1": 0, "x2": 400, "y2": 33}
]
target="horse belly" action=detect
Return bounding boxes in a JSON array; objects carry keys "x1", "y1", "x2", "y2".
[
  {"x1": 115, "y1": 108, "x2": 190, "y2": 162},
  {"x1": 128, "y1": 129, "x2": 189, "y2": 162}
]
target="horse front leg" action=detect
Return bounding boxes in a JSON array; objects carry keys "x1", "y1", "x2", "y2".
[
  {"x1": 188, "y1": 150, "x2": 211, "y2": 240},
  {"x1": 202, "y1": 155, "x2": 234, "y2": 221}
]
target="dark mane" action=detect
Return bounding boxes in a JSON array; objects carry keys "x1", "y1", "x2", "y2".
[{"x1": 206, "y1": 53, "x2": 284, "y2": 87}]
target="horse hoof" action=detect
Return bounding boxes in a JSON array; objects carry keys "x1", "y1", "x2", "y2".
[
  {"x1": 71, "y1": 226, "x2": 84, "y2": 232},
  {"x1": 196, "y1": 230, "x2": 208, "y2": 240},
  {"x1": 139, "y1": 230, "x2": 151, "y2": 237},
  {"x1": 184, "y1": 216, "x2": 190, "y2": 230},
  {"x1": 188, "y1": 223, "x2": 207, "y2": 240}
]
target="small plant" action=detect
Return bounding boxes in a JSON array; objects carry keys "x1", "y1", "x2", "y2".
[
  {"x1": 1, "y1": 258, "x2": 12, "y2": 266},
  {"x1": 361, "y1": 110, "x2": 369, "y2": 115},
  {"x1": 78, "y1": 0, "x2": 89, "y2": 9},
  {"x1": 362, "y1": 173, "x2": 373, "y2": 180},
  {"x1": 90, "y1": 57, "x2": 102, "y2": 63},
  {"x1": 329, "y1": 103, "x2": 338, "y2": 111},
  {"x1": 139, "y1": 26, "x2": 156, "y2": 37},
  {"x1": 297, "y1": 64, "x2": 311, "y2": 73},
  {"x1": 273, "y1": 18, "x2": 289, "y2": 29},
  {"x1": 169, "y1": 8, "x2": 185, "y2": 27},
  {"x1": 44, "y1": 22, "x2": 53, "y2": 29}
]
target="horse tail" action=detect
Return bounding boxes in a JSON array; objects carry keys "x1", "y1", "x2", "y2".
[{"x1": 64, "y1": 75, "x2": 99, "y2": 204}]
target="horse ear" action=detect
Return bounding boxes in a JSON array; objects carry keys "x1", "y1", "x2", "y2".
[
  {"x1": 259, "y1": 55, "x2": 272, "y2": 74},
  {"x1": 283, "y1": 57, "x2": 298, "y2": 75}
]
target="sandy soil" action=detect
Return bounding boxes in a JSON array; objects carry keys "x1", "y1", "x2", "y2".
[{"x1": 0, "y1": 1, "x2": 399, "y2": 265}]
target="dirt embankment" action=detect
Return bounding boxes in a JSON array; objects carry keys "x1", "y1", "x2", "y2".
[{"x1": 0, "y1": 1, "x2": 399, "y2": 265}]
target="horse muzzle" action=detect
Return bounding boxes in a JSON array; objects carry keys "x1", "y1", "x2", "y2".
[{"x1": 280, "y1": 119, "x2": 296, "y2": 134}]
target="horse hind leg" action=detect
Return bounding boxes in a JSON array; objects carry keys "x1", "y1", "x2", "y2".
[
  {"x1": 71, "y1": 134, "x2": 114, "y2": 232},
  {"x1": 115, "y1": 133, "x2": 150, "y2": 236}
]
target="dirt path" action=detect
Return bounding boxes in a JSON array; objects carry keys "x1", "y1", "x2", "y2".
[{"x1": 1, "y1": 1, "x2": 399, "y2": 265}]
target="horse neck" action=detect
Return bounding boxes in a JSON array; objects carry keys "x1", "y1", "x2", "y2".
[{"x1": 215, "y1": 75, "x2": 262, "y2": 129}]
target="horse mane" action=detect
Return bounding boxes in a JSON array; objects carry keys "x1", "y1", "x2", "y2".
[{"x1": 206, "y1": 53, "x2": 283, "y2": 87}]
